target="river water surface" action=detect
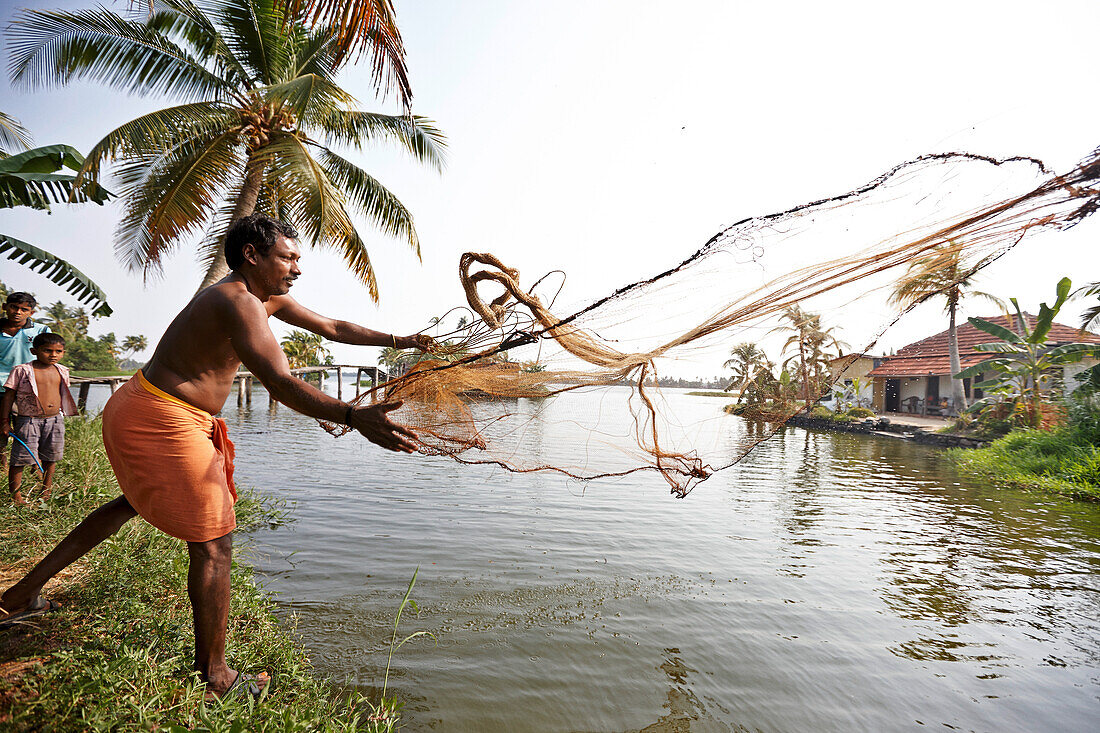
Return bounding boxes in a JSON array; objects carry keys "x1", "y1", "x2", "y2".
[{"x1": 177, "y1": 384, "x2": 1099, "y2": 731}]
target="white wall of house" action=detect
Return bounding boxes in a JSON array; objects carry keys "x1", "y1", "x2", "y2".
[
  {"x1": 1065, "y1": 357, "x2": 1099, "y2": 392},
  {"x1": 898, "y1": 377, "x2": 926, "y2": 405},
  {"x1": 833, "y1": 377, "x2": 875, "y2": 408}
]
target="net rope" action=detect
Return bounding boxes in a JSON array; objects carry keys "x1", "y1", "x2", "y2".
[{"x1": 321, "y1": 148, "x2": 1100, "y2": 496}]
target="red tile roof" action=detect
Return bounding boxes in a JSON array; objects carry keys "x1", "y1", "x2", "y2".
[{"x1": 866, "y1": 314, "x2": 1100, "y2": 378}]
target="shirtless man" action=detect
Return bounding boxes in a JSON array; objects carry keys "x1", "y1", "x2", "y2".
[{"x1": 0, "y1": 214, "x2": 431, "y2": 697}]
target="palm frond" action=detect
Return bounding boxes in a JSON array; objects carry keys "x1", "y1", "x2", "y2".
[
  {"x1": 0, "y1": 233, "x2": 111, "y2": 316},
  {"x1": 1081, "y1": 303, "x2": 1100, "y2": 334},
  {"x1": 8, "y1": 7, "x2": 229, "y2": 100},
  {"x1": 146, "y1": 0, "x2": 253, "y2": 88},
  {"x1": 314, "y1": 146, "x2": 418, "y2": 257},
  {"x1": 280, "y1": 0, "x2": 410, "y2": 107},
  {"x1": 114, "y1": 130, "x2": 244, "y2": 277},
  {"x1": 265, "y1": 133, "x2": 379, "y2": 298},
  {"x1": 217, "y1": 0, "x2": 291, "y2": 85},
  {"x1": 258, "y1": 74, "x2": 354, "y2": 121},
  {"x1": 78, "y1": 101, "x2": 237, "y2": 187},
  {"x1": 0, "y1": 111, "x2": 33, "y2": 156},
  {"x1": 320, "y1": 111, "x2": 446, "y2": 171}
]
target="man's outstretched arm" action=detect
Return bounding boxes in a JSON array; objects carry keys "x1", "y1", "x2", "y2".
[
  {"x1": 268, "y1": 295, "x2": 432, "y2": 349},
  {"x1": 227, "y1": 295, "x2": 419, "y2": 452}
]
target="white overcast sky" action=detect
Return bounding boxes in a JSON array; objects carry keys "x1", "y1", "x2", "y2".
[{"x1": 1, "y1": 0, "x2": 1097, "y2": 375}]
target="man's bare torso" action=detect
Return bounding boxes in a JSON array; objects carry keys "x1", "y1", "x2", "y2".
[{"x1": 143, "y1": 278, "x2": 288, "y2": 414}]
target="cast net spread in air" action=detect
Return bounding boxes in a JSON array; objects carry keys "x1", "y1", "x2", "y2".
[{"x1": 323, "y1": 149, "x2": 1100, "y2": 496}]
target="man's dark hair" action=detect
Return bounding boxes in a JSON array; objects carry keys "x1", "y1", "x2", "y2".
[
  {"x1": 33, "y1": 332, "x2": 65, "y2": 349},
  {"x1": 5, "y1": 292, "x2": 37, "y2": 307},
  {"x1": 224, "y1": 214, "x2": 299, "y2": 270}
]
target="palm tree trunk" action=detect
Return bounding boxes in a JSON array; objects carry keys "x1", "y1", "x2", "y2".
[
  {"x1": 948, "y1": 298, "x2": 967, "y2": 411},
  {"x1": 799, "y1": 341, "x2": 810, "y2": 406},
  {"x1": 196, "y1": 155, "x2": 267, "y2": 291}
]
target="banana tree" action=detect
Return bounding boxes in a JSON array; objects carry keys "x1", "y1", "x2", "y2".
[
  {"x1": 0, "y1": 143, "x2": 113, "y2": 316},
  {"x1": 956, "y1": 277, "x2": 1100, "y2": 428}
]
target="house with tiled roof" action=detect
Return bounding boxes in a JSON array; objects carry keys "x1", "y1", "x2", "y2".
[{"x1": 865, "y1": 314, "x2": 1100, "y2": 415}]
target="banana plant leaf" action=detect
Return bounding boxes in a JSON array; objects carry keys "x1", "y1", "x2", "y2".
[{"x1": 0, "y1": 233, "x2": 111, "y2": 316}]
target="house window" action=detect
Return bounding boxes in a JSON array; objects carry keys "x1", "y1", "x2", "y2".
[{"x1": 963, "y1": 377, "x2": 971, "y2": 399}]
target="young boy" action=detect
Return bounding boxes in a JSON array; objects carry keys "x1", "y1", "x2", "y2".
[
  {"x1": 1, "y1": 333, "x2": 77, "y2": 504},
  {"x1": 0, "y1": 292, "x2": 50, "y2": 473}
]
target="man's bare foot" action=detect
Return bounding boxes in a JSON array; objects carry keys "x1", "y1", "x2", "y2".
[
  {"x1": 201, "y1": 667, "x2": 270, "y2": 700},
  {"x1": 11, "y1": 491, "x2": 26, "y2": 506},
  {"x1": 200, "y1": 664, "x2": 239, "y2": 697},
  {"x1": 41, "y1": 488, "x2": 51, "y2": 501}
]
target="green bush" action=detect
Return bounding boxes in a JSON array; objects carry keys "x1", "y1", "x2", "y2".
[
  {"x1": 847, "y1": 407, "x2": 875, "y2": 419},
  {"x1": 950, "y1": 424, "x2": 1100, "y2": 500},
  {"x1": 810, "y1": 405, "x2": 834, "y2": 419}
]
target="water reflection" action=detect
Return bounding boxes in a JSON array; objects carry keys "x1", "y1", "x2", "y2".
[{"x1": 207, "y1": 386, "x2": 1100, "y2": 732}]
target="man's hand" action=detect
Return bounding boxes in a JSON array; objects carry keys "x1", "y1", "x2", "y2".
[
  {"x1": 0, "y1": 421, "x2": 8, "y2": 438},
  {"x1": 398, "y1": 334, "x2": 436, "y2": 352},
  {"x1": 349, "y1": 401, "x2": 419, "y2": 453}
]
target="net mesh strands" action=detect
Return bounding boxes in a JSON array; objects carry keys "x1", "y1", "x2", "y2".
[{"x1": 322, "y1": 149, "x2": 1100, "y2": 496}]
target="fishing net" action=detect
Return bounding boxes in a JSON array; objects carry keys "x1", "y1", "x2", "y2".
[{"x1": 323, "y1": 149, "x2": 1100, "y2": 495}]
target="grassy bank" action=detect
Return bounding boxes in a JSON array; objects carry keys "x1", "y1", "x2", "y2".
[
  {"x1": 948, "y1": 426, "x2": 1100, "y2": 501},
  {"x1": 0, "y1": 417, "x2": 400, "y2": 731}
]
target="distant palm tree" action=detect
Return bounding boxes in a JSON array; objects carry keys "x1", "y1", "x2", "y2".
[
  {"x1": 772, "y1": 305, "x2": 843, "y2": 406},
  {"x1": 120, "y1": 335, "x2": 149, "y2": 360},
  {"x1": 281, "y1": 329, "x2": 331, "y2": 368},
  {"x1": 723, "y1": 342, "x2": 769, "y2": 399},
  {"x1": 9, "y1": 0, "x2": 446, "y2": 297},
  {"x1": 42, "y1": 301, "x2": 89, "y2": 342},
  {"x1": 890, "y1": 241, "x2": 1004, "y2": 410}
]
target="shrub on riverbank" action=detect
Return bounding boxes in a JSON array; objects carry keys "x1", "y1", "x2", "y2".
[
  {"x1": 949, "y1": 401, "x2": 1100, "y2": 501},
  {"x1": 0, "y1": 417, "x2": 400, "y2": 731}
]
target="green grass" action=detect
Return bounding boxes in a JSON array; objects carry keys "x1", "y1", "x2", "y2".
[
  {"x1": 685, "y1": 391, "x2": 731, "y2": 397},
  {"x1": 0, "y1": 417, "x2": 404, "y2": 731},
  {"x1": 949, "y1": 427, "x2": 1100, "y2": 501}
]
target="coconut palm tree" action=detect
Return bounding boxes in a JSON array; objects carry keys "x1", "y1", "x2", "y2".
[
  {"x1": 772, "y1": 306, "x2": 844, "y2": 406},
  {"x1": 723, "y1": 342, "x2": 769, "y2": 398},
  {"x1": 42, "y1": 301, "x2": 89, "y2": 342},
  {"x1": 8, "y1": 0, "x2": 446, "y2": 297},
  {"x1": 120, "y1": 335, "x2": 149, "y2": 360},
  {"x1": 281, "y1": 329, "x2": 331, "y2": 368},
  {"x1": 889, "y1": 241, "x2": 1003, "y2": 410}
]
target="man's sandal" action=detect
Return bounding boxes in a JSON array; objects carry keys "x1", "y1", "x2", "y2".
[
  {"x1": 0, "y1": 598, "x2": 60, "y2": 630},
  {"x1": 206, "y1": 671, "x2": 271, "y2": 702}
]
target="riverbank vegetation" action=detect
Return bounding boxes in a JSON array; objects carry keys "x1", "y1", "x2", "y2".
[
  {"x1": 946, "y1": 278, "x2": 1100, "y2": 500},
  {"x1": 0, "y1": 417, "x2": 401, "y2": 731},
  {"x1": 949, "y1": 400, "x2": 1100, "y2": 500}
]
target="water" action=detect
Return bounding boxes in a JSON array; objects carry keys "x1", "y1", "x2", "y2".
[{"x1": 94, "y1": 383, "x2": 1100, "y2": 731}]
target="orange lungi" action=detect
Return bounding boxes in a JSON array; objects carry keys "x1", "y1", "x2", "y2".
[{"x1": 102, "y1": 371, "x2": 237, "y2": 542}]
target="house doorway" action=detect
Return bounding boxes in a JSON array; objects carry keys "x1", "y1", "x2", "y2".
[
  {"x1": 885, "y1": 379, "x2": 900, "y2": 412},
  {"x1": 925, "y1": 376, "x2": 940, "y2": 401}
]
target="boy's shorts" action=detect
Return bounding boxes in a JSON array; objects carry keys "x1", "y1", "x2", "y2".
[{"x1": 10, "y1": 415, "x2": 65, "y2": 466}]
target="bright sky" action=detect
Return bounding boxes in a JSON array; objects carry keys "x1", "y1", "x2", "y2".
[{"x1": 2, "y1": 0, "x2": 1097, "y2": 376}]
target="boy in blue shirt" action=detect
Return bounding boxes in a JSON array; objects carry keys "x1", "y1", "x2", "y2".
[{"x1": 0, "y1": 293, "x2": 51, "y2": 472}]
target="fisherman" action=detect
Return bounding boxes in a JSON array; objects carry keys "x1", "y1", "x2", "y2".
[{"x1": 0, "y1": 214, "x2": 432, "y2": 698}]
